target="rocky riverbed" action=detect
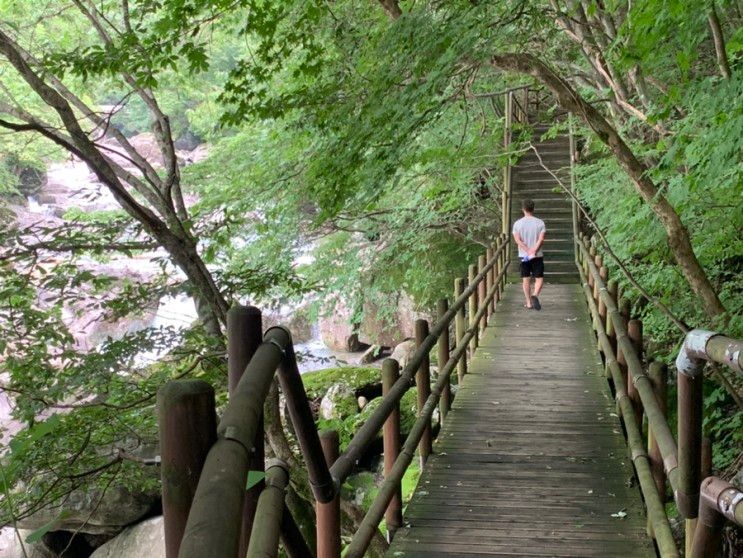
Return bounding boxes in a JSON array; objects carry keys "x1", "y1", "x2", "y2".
[{"x1": 1, "y1": 133, "x2": 431, "y2": 557}]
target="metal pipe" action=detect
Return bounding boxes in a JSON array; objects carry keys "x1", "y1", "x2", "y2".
[
  {"x1": 227, "y1": 305, "x2": 264, "y2": 557},
  {"x1": 179, "y1": 327, "x2": 290, "y2": 558},
  {"x1": 246, "y1": 460, "x2": 290, "y2": 558},
  {"x1": 690, "y1": 477, "x2": 743, "y2": 558},
  {"x1": 276, "y1": 336, "x2": 336, "y2": 503}
]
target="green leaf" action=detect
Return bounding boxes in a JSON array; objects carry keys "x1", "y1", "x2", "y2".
[
  {"x1": 246, "y1": 470, "x2": 265, "y2": 490},
  {"x1": 24, "y1": 510, "x2": 72, "y2": 543}
]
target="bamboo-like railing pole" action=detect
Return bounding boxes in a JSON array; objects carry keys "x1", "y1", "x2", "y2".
[
  {"x1": 578, "y1": 266, "x2": 679, "y2": 557},
  {"x1": 454, "y1": 278, "x2": 467, "y2": 383},
  {"x1": 227, "y1": 306, "x2": 264, "y2": 558},
  {"x1": 330, "y1": 240, "x2": 507, "y2": 485},
  {"x1": 316, "y1": 431, "x2": 340, "y2": 558},
  {"x1": 437, "y1": 299, "x2": 452, "y2": 423},
  {"x1": 343, "y1": 261, "x2": 510, "y2": 558},
  {"x1": 577, "y1": 239, "x2": 681, "y2": 494},
  {"x1": 415, "y1": 319, "x2": 433, "y2": 466},
  {"x1": 246, "y1": 461, "x2": 290, "y2": 558},
  {"x1": 382, "y1": 359, "x2": 403, "y2": 541},
  {"x1": 468, "y1": 263, "x2": 478, "y2": 351}
]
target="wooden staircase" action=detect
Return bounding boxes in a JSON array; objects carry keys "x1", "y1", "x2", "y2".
[{"x1": 509, "y1": 124, "x2": 579, "y2": 284}]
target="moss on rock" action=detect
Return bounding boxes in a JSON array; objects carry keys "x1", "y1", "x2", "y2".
[{"x1": 301, "y1": 366, "x2": 381, "y2": 401}]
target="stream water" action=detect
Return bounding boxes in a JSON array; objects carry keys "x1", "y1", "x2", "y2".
[{"x1": 2, "y1": 153, "x2": 346, "y2": 449}]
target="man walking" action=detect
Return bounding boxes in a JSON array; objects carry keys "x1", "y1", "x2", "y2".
[{"x1": 512, "y1": 198, "x2": 546, "y2": 310}]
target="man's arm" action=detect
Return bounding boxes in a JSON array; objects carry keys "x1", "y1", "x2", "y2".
[
  {"x1": 513, "y1": 231, "x2": 529, "y2": 254},
  {"x1": 528, "y1": 230, "x2": 546, "y2": 258}
]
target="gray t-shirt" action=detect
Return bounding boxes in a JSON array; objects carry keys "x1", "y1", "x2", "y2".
[{"x1": 512, "y1": 216, "x2": 546, "y2": 258}]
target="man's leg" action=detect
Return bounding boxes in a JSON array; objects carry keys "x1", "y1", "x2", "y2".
[
  {"x1": 522, "y1": 277, "x2": 532, "y2": 307},
  {"x1": 533, "y1": 277, "x2": 544, "y2": 297}
]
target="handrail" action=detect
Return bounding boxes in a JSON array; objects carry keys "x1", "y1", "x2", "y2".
[
  {"x1": 345, "y1": 255, "x2": 511, "y2": 557},
  {"x1": 576, "y1": 233, "x2": 743, "y2": 557},
  {"x1": 576, "y1": 256, "x2": 678, "y2": 557},
  {"x1": 329, "y1": 236, "x2": 509, "y2": 485},
  {"x1": 158, "y1": 232, "x2": 511, "y2": 558}
]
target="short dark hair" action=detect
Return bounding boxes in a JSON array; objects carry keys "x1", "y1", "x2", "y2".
[{"x1": 522, "y1": 198, "x2": 535, "y2": 213}]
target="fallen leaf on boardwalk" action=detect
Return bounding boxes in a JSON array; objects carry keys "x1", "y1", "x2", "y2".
[
  {"x1": 611, "y1": 509, "x2": 628, "y2": 518},
  {"x1": 565, "y1": 317, "x2": 578, "y2": 321}
]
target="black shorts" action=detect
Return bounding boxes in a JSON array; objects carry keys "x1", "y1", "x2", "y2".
[{"x1": 519, "y1": 257, "x2": 544, "y2": 278}]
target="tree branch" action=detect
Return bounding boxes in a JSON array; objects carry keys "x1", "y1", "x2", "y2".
[{"x1": 490, "y1": 52, "x2": 726, "y2": 318}]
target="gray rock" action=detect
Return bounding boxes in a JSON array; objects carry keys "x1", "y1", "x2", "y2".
[
  {"x1": 18, "y1": 476, "x2": 159, "y2": 536},
  {"x1": 0, "y1": 527, "x2": 54, "y2": 558},
  {"x1": 390, "y1": 339, "x2": 416, "y2": 369},
  {"x1": 357, "y1": 396, "x2": 369, "y2": 410},
  {"x1": 358, "y1": 345, "x2": 389, "y2": 364},
  {"x1": 319, "y1": 383, "x2": 358, "y2": 420},
  {"x1": 173, "y1": 131, "x2": 202, "y2": 152},
  {"x1": 90, "y1": 516, "x2": 164, "y2": 558}
]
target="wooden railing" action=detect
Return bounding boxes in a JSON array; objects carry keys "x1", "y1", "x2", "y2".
[
  {"x1": 156, "y1": 233, "x2": 511, "y2": 558},
  {"x1": 576, "y1": 234, "x2": 743, "y2": 558}
]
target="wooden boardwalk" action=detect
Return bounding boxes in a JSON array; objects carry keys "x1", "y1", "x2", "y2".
[{"x1": 387, "y1": 284, "x2": 656, "y2": 557}]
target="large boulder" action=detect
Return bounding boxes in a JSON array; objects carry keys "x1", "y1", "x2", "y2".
[
  {"x1": 390, "y1": 339, "x2": 416, "y2": 369},
  {"x1": 18, "y1": 450, "x2": 160, "y2": 537},
  {"x1": 128, "y1": 133, "x2": 164, "y2": 168},
  {"x1": 90, "y1": 516, "x2": 164, "y2": 558},
  {"x1": 318, "y1": 294, "x2": 430, "y2": 351},
  {"x1": 319, "y1": 382, "x2": 358, "y2": 420},
  {"x1": 18, "y1": 483, "x2": 158, "y2": 536},
  {"x1": 0, "y1": 527, "x2": 54, "y2": 558}
]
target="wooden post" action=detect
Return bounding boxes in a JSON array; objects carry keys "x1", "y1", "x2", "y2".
[
  {"x1": 227, "y1": 305, "x2": 264, "y2": 557},
  {"x1": 627, "y1": 319, "x2": 644, "y2": 429},
  {"x1": 317, "y1": 430, "x2": 341, "y2": 558},
  {"x1": 647, "y1": 362, "x2": 668, "y2": 497},
  {"x1": 617, "y1": 298, "x2": 631, "y2": 391},
  {"x1": 486, "y1": 247, "x2": 494, "y2": 317},
  {"x1": 468, "y1": 264, "x2": 478, "y2": 351},
  {"x1": 382, "y1": 359, "x2": 403, "y2": 541},
  {"x1": 606, "y1": 279, "x2": 618, "y2": 354},
  {"x1": 158, "y1": 380, "x2": 217, "y2": 558},
  {"x1": 598, "y1": 266, "x2": 608, "y2": 329},
  {"x1": 502, "y1": 92, "x2": 512, "y2": 236},
  {"x1": 478, "y1": 255, "x2": 487, "y2": 332},
  {"x1": 592, "y1": 255, "x2": 602, "y2": 303},
  {"x1": 415, "y1": 319, "x2": 433, "y2": 466},
  {"x1": 437, "y1": 299, "x2": 451, "y2": 423},
  {"x1": 454, "y1": 278, "x2": 467, "y2": 382}
]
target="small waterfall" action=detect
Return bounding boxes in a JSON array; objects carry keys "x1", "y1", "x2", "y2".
[{"x1": 26, "y1": 195, "x2": 55, "y2": 216}]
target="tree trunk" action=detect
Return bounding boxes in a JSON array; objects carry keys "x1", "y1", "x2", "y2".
[
  {"x1": 490, "y1": 53, "x2": 726, "y2": 318},
  {"x1": 708, "y1": 3, "x2": 732, "y2": 79}
]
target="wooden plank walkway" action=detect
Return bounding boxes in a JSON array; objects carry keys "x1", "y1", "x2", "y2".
[{"x1": 387, "y1": 283, "x2": 656, "y2": 557}]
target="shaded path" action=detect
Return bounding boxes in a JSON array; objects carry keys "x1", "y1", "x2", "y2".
[{"x1": 387, "y1": 284, "x2": 655, "y2": 557}]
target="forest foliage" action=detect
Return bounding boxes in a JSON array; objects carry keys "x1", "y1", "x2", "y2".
[{"x1": 0, "y1": 0, "x2": 740, "y2": 545}]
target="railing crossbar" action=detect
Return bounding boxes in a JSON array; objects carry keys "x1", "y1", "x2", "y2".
[
  {"x1": 330, "y1": 239, "x2": 509, "y2": 485},
  {"x1": 344, "y1": 260, "x2": 511, "y2": 558},
  {"x1": 577, "y1": 265, "x2": 678, "y2": 557}
]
